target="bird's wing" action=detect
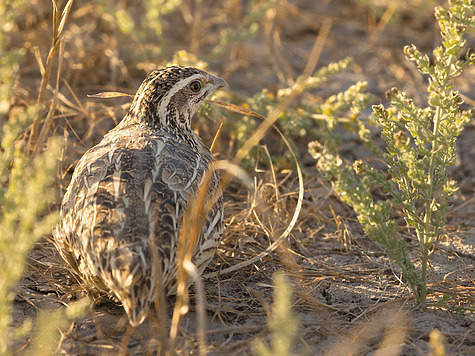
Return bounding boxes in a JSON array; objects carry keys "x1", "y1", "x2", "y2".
[{"x1": 56, "y1": 129, "x2": 221, "y2": 325}]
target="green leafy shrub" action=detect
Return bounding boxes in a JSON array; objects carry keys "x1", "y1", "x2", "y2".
[
  {"x1": 0, "y1": 2, "x2": 89, "y2": 353},
  {"x1": 0, "y1": 0, "x2": 25, "y2": 114},
  {"x1": 309, "y1": 0, "x2": 473, "y2": 303},
  {"x1": 218, "y1": 57, "x2": 372, "y2": 169},
  {"x1": 0, "y1": 106, "x2": 61, "y2": 353}
]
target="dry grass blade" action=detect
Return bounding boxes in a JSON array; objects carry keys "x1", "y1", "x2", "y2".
[
  {"x1": 206, "y1": 118, "x2": 304, "y2": 279},
  {"x1": 30, "y1": 0, "x2": 74, "y2": 153},
  {"x1": 33, "y1": 46, "x2": 45, "y2": 76},
  {"x1": 168, "y1": 169, "x2": 216, "y2": 355},
  {"x1": 37, "y1": 0, "x2": 74, "y2": 105},
  {"x1": 301, "y1": 18, "x2": 332, "y2": 78},
  {"x1": 169, "y1": 160, "x2": 252, "y2": 355},
  {"x1": 259, "y1": 144, "x2": 280, "y2": 201},
  {"x1": 213, "y1": 160, "x2": 253, "y2": 189},
  {"x1": 57, "y1": 0, "x2": 75, "y2": 39},
  {"x1": 52, "y1": 0, "x2": 59, "y2": 43},
  {"x1": 210, "y1": 122, "x2": 223, "y2": 153},
  {"x1": 31, "y1": 39, "x2": 65, "y2": 160},
  {"x1": 183, "y1": 260, "x2": 206, "y2": 356},
  {"x1": 87, "y1": 91, "x2": 135, "y2": 98},
  {"x1": 150, "y1": 204, "x2": 169, "y2": 356},
  {"x1": 205, "y1": 100, "x2": 266, "y2": 121}
]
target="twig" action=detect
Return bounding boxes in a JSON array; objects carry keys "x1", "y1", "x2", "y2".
[
  {"x1": 29, "y1": 0, "x2": 74, "y2": 153},
  {"x1": 169, "y1": 160, "x2": 251, "y2": 354},
  {"x1": 30, "y1": 39, "x2": 65, "y2": 160},
  {"x1": 204, "y1": 122, "x2": 304, "y2": 279},
  {"x1": 150, "y1": 204, "x2": 169, "y2": 356},
  {"x1": 210, "y1": 122, "x2": 223, "y2": 153},
  {"x1": 183, "y1": 260, "x2": 207, "y2": 356}
]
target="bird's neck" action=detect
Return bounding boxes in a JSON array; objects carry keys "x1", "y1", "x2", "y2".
[
  {"x1": 116, "y1": 111, "x2": 200, "y2": 149},
  {"x1": 125, "y1": 92, "x2": 193, "y2": 133}
]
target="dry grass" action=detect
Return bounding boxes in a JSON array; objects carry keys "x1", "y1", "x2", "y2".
[{"x1": 3, "y1": 0, "x2": 473, "y2": 355}]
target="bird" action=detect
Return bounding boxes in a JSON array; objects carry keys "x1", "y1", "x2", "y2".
[{"x1": 54, "y1": 66, "x2": 227, "y2": 326}]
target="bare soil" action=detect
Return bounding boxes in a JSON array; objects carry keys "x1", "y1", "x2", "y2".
[{"x1": 7, "y1": 0, "x2": 474, "y2": 354}]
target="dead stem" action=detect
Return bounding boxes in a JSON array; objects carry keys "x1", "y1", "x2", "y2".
[
  {"x1": 210, "y1": 122, "x2": 224, "y2": 153},
  {"x1": 29, "y1": 0, "x2": 74, "y2": 153},
  {"x1": 183, "y1": 260, "x2": 207, "y2": 356},
  {"x1": 30, "y1": 39, "x2": 65, "y2": 160},
  {"x1": 204, "y1": 122, "x2": 304, "y2": 279},
  {"x1": 150, "y1": 203, "x2": 169, "y2": 356},
  {"x1": 169, "y1": 160, "x2": 252, "y2": 354}
]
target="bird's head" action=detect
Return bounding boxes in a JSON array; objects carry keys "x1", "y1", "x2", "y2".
[{"x1": 127, "y1": 66, "x2": 228, "y2": 133}]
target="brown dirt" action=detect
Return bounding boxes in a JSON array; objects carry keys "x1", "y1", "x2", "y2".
[{"x1": 6, "y1": 0, "x2": 474, "y2": 355}]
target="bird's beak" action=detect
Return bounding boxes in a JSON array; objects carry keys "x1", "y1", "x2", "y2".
[{"x1": 209, "y1": 75, "x2": 229, "y2": 91}]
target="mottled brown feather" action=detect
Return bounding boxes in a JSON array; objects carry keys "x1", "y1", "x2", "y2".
[{"x1": 54, "y1": 66, "x2": 226, "y2": 326}]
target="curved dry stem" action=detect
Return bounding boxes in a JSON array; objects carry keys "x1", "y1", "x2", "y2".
[
  {"x1": 204, "y1": 123, "x2": 304, "y2": 279},
  {"x1": 183, "y1": 260, "x2": 206, "y2": 356},
  {"x1": 30, "y1": 39, "x2": 65, "y2": 160},
  {"x1": 168, "y1": 160, "x2": 252, "y2": 354}
]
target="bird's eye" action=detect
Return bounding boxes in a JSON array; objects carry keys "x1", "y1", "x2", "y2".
[{"x1": 190, "y1": 80, "x2": 202, "y2": 92}]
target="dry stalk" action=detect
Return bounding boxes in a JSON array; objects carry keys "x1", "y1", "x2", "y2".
[
  {"x1": 210, "y1": 122, "x2": 224, "y2": 153},
  {"x1": 183, "y1": 260, "x2": 206, "y2": 356},
  {"x1": 199, "y1": 22, "x2": 331, "y2": 278},
  {"x1": 29, "y1": 0, "x2": 74, "y2": 153},
  {"x1": 87, "y1": 92, "x2": 135, "y2": 99},
  {"x1": 257, "y1": 144, "x2": 279, "y2": 201},
  {"x1": 168, "y1": 160, "x2": 250, "y2": 355},
  {"x1": 369, "y1": 2, "x2": 398, "y2": 45},
  {"x1": 203, "y1": 104, "x2": 304, "y2": 279},
  {"x1": 30, "y1": 39, "x2": 65, "y2": 160},
  {"x1": 168, "y1": 166, "x2": 216, "y2": 355},
  {"x1": 118, "y1": 323, "x2": 135, "y2": 356},
  {"x1": 150, "y1": 204, "x2": 169, "y2": 356}
]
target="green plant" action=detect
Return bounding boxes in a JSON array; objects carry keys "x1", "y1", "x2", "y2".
[
  {"x1": 97, "y1": 0, "x2": 182, "y2": 60},
  {"x1": 0, "y1": 0, "x2": 25, "y2": 115},
  {"x1": 310, "y1": 0, "x2": 473, "y2": 303},
  {"x1": 0, "y1": 106, "x2": 60, "y2": 353},
  {"x1": 213, "y1": 0, "x2": 280, "y2": 55},
  {"x1": 253, "y1": 272, "x2": 301, "y2": 356},
  {"x1": 0, "y1": 54, "x2": 88, "y2": 356},
  {"x1": 219, "y1": 57, "x2": 371, "y2": 169}
]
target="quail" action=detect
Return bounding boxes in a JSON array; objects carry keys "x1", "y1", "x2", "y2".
[{"x1": 54, "y1": 66, "x2": 227, "y2": 326}]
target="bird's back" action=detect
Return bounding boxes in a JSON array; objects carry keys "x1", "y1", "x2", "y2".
[{"x1": 54, "y1": 122, "x2": 223, "y2": 326}]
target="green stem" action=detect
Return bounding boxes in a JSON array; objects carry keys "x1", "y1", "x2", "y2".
[
  {"x1": 419, "y1": 105, "x2": 442, "y2": 303},
  {"x1": 420, "y1": 247, "x2": 429, "y2": 302}
]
